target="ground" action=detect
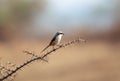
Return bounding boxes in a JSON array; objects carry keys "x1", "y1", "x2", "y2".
[{"x1": 0, "y1": 40, "x2": 120, "y2": 81}]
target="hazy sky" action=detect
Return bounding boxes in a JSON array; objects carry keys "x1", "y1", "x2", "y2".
[{"x1": 34, "y1": 0, "x2": 115, "y2": 32}]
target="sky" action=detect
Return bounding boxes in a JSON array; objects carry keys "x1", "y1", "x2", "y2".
[{"x1": 33, "y1": 0, "x2": 116, "y2": 32}]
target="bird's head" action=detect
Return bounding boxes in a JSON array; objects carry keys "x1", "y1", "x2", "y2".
[{"x1": 57, "y1": 31, "x2": 64, "y2": 35}]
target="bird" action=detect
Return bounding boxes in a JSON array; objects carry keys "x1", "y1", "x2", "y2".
[{"x1": 41, "y1": 31, "x2": 64, "y2": 53}]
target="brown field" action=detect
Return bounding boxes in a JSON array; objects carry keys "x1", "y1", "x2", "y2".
[{"x1": 0, "y1": 40, "x2": 120, "y2": 81}]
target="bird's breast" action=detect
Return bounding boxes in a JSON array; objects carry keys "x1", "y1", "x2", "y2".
[{"x1": 55, "y1": 35, "x2": 62, "y2": 45}]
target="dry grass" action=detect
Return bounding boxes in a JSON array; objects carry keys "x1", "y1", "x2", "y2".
[{"x1": 0, "y1": 40, "x2": 120, "y2": 81}]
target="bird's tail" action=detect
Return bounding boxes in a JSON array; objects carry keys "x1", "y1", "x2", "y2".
[{"x1": 41, "y1": 45, "x2": 50, "y2": 53}]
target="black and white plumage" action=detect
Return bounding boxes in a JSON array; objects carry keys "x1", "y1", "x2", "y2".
[{"x1": 41, "y1": 31, "x2": 64, "y2": 53}]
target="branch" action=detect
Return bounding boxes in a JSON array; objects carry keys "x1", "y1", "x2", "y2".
[
  {"x1": 23, "y1": 50, "x2": 48, "y2": 62},
  {"x1": 0, "y1": 62, "x2": 16, "y2": 81},
  {"x1": 0, "y1": 38, "x2": 85, "y2": 81}
]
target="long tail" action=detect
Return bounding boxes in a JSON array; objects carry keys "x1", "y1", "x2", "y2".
[{"x1": 41, "y1": 45, "x2": 50, "y2": 53}]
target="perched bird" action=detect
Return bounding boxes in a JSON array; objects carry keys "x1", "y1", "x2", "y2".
[{"x1": 41, "y1": 31, "x2": 64, "y2": 53}]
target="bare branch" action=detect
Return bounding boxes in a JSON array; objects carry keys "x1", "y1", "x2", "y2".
[
  {"x1": 0, "y1": 38, "x2": 85, "y2": 81},
  {"x1": 0, "y1": 61, "x2": 17, "y2": 81},
  {"x1": 23, "y1": 50, "x2": 48, "y2": 62}
]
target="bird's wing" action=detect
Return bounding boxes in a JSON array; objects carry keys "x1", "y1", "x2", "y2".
[
  {"x1": 49, "y1": 35, "x2": 56, "y2": 45},
  {"x1": 41, "y1": 33, "x2": 57, "y2": 53}
]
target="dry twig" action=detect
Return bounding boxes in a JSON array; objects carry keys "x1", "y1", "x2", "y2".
[{"x1": 0, "y1": 38, "x2": 85, "y2": 81}]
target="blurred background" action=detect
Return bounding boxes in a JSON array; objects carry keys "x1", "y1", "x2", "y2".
[{"x1": 0, "y1": 0, "x2": 120, "y2": 81}]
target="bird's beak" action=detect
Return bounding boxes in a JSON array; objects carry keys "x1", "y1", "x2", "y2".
[{"x1": 62, "y1": 33, "x2": 64, "y2": 35}]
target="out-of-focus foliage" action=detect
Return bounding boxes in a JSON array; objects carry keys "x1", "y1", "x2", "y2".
[
  {"x1": 0, "y1": 0, "x2": 119, "y2": 42},
  {"x1": 0, "y1": 0, "x2": 46, "y2": 24},
  {"x1": 0, "y1": 0, "x2": 46, "y2": 41}
]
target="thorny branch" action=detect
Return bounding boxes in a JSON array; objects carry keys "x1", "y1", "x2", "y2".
[
  {"x1": 0, "y1": 38, "x2": 86, "y2": 81},
  {"x1": 0, "y1": 62, "x2": 17, "y2": 81},
  {"x1": 23, "y1": 51, "x2": 48, "y2": 62}
]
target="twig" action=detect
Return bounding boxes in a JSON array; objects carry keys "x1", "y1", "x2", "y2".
[
  {"x1": 23, "y1": 50, "x2": 48, "y2": 62},
  {"x1": 0, "y1": 38, "x2": 85, "y2": 81}
]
